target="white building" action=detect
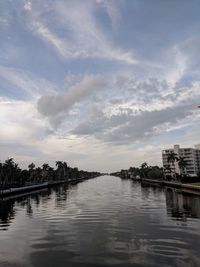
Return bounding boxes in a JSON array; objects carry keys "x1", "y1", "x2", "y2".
[{"x1": 162, "y1": 145, "x2": 200, "y2": 177}]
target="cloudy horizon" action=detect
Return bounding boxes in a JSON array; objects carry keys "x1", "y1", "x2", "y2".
[{"x1": 1, "y1": 0, "x2": 200, "y2": 172}]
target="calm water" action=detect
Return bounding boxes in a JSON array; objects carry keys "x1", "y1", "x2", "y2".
[{"x1": 1, "y1": 176, "x2": 200, "y2": 267}]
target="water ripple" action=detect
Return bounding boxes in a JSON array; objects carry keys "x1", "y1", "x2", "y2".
[{"x1": 0, "y1": 176, "x2": 200, "y2": 267}]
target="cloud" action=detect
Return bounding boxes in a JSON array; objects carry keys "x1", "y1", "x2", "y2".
[
  {"x1": 166, "y1": 47, "x2": 187, "y2": 86},
  {"x1": 72, "y1": 105, "x2": 192, "y2": 145},
  {"x1": 162, "y1": 37, "x2": 200, "y2": 85},
  {"x1": 37, "y1": 74, "x2": 200, "y2": 141},
  {"x1": 70, "y1": 77, "x2": 200, "y2": 145},
  {"x1": 26, "y1": 0, "x2": 137, "y2": 64},
  {"x1": 24, "y1": 0, "x2": 32, "y2": 11},
  {"x1": 37, "y1": 74, "x2": 108, "y2": 125},
  {"x1": 0, "y1": 65, "x2": 57, "y2": 99},
  {"x1": 96, "y1": 0, "x2": 122, "y2": 28},
  {"x1": 1, "y1": 0, "x2": 200, "y2": 172},
  {"x1": 32, "y1": 22, "x2": 69, "y2": 58},
  {"x1": 0, "y1": 98, "x2": 45, "y2": 144},
  {"x1": 176, "y1": 37, "x2": 200, "y2": 78}
]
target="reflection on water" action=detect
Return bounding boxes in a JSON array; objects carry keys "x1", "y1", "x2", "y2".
[
  {"x1": 0, "y1": 176, "x2": 200, "y2": 267},
  {"x1": 166, "y1": 188, "x2": 200, "y2": 219}
]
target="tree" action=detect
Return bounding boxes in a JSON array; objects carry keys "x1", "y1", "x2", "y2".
[
  {"x1": 56, "y1": 161, "x2": 64, "y2": 180},
  {"x1": 163, "y1": 164, "x2": 172, "y2": 180},
  {"x1": 63, "y1": 162, "x2": 69, "y2": 180},
  {"x1": 0, "y1": 162, "x2": 4, "y2": 188},
  {"x1": 35, "y1": 167, "x2": 42, "y2": 183},
  {"x1": 128, "y1": 167, "x2": 140, "y2": 178},
  {"x1": 147, "y1": 166, "x2": 163, "y2": 180},
  {"x1": 42, "y1": 164, "x2": 50, "y2": 181},
  {"x1": 12, "y1": 163, "x2": 21, "y2": 186},
  {"x1": 178, "y1": 156, "x2": 187, "y2": 177},
  {"x1": 4, "y1": 158, "x2": 15, "y2": 187},
  {"x1": 0, "y1": 158, "x2": 100, "y2": 189},
  {"x1": 140, "y1": 162, "x2": 148, "y2": 178},
  {"x1": 28, "y1": 163, "x2": 35, "y2": 171},
  {"x1": 28, "y1": 163, "x2": 35, "y2": 184},
  {"x1": 167, "y1": 152, "x2": 178, "y2": 180}
]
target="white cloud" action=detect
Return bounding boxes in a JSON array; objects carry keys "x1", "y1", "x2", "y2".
[
  {"x1": 27, "y1": 0, "x2": 137, "y2": 64},
  {"x1": 166, "y1": 46, "x2": 187, "y2": 86},
  {"x1": 36, "y1": 74, "x2": 200, "y2": 147},
  {"x1": 24, "y1": 0, "x2": 32, "y2": 11},
  {"x1": 0, "y1": 65, "x2": 57, "y2": 98},
  {"x1": 0, "y1": 98, "x2": 45, "y2": 145},
  {"x1": 69, "y1": 76, "x2": 200, "y2": 145},
  {"x1": 32, "y1": 22, "x2": 68, "y2": 58}
]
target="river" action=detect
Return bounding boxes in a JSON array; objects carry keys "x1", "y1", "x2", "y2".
[{"x1": 0, "y1": 176, "x2": 200, "y2": 267}]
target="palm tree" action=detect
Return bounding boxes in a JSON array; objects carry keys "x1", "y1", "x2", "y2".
[
  {"x1": 63, "y1": 162, "x2": 68, "y2": 180},
  {"x1": 35, "y1": 167, "x2": 42, "y2": 183},
  {"x1": 167, "y1": 152, "x2": 178, "y2": 180},
  {"x1": 178, "y1": 156, "x2": 187, "y2": 177},
  {"x1": 28, "y1": 163, "x2": 35, "y2": 184},
  {"x1": 140, "y1": 162, "x2": 148, "y2": 178},
  {"x1": 12, "y1": 163, "x2": 20, "y2": 186},
  {"x1": 163, "y1": 164, "x2": 172, "y2": 180},
  {"x1": 4, "y1": 158, "x2": 15, "y2": 187},
  {"x1": 0, "y1": 162, "x2": 3, "y2": 188},
  {"x1": 56, "y1": 161, "x2": 64, "y2": 180},
  {"x1": 42, "y1": 163, "x2": 50, "y2": 182}
]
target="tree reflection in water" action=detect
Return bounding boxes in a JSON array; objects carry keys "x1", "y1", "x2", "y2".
[
  {"x1": 1, "y1": 183, "x2": 200, "y2": 232},
  {"x1": 140, "y1": 182, "x2": 200, "y2": 220},
  {"x1": 0, "y1": 179, "x2": 200, "y2": 267},
  {"x1": 166, "y1": 188, "x2": 200, "y2": 219},
  {"x1": 0, "y1": 186, "x2": 69, "y2": 231},
  {"x1": 0, "y1": 199, "x2": 16, "y2": 230}
]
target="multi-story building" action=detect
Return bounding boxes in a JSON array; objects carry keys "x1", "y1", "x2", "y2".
[{"x1": 162, "y1": 145, "x2": 200, "y2": 177}]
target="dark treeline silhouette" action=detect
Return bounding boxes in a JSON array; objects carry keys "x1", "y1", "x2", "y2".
[
  {"x1": 111, "y1": 157, "x2": 200, "y2": 183},
  {"x1": 0, "y1": 158, "x2": 101, "y2": 189},
  {"x1": 110, "y1": 162, "x2": 164, "y2": 180}
]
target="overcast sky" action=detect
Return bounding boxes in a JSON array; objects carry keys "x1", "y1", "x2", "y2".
[{"x1": 1, "y1": 0, "x2": 200, "y2": 172}]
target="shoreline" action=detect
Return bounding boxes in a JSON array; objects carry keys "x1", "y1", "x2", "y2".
[
  {"x1": 137, "y1": 178, "x2": 200, "y2": 195},
  {"x1": 0, "y1": 176, "x2": 99, "y2": 199}
]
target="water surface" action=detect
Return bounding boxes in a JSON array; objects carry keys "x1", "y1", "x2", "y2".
[{"x1": 0, "y1": 176, "x2": 200, "y2": 267}]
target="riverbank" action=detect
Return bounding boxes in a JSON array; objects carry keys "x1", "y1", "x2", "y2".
[
  {"x1": 0, "y1": 176, "x2": 99, "y2": 199},
  {"x1": 139, "y1": 178, "x2": 200, "y2": 195},
  {"x1": 0, "y1": 182, "x2": 49, "y2": 198}
]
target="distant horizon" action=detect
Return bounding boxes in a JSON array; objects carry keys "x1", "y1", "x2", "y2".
[
  {"x1": 2, "y1": 142, "x2": 200, "y2": 173},
  {"x1": 1, "y1": 0, "x2": 200, "y2": 172}
]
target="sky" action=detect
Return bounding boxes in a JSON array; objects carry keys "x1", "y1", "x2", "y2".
[{"x1": 0, "y1": 0, "x2": 200, "y2": 172}]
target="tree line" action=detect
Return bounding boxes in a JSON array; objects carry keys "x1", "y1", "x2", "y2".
[
  {"x1": 110, "y1": 163, "x2": 163, "y2": 180},
  {"x1": 111, "y1": 152, "x2": 200, "y2": 182},
  {"x1": 0, "y1": 158, "x2": 101, "y2": 189}
]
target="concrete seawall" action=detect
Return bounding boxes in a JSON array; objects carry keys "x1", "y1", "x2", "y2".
[
  {"x1": 140, "y1": 178, "x2": 200, "y2": 194},
  {"x1": 0, "y1": 175, "x2": 101, "y2": 199},
  {"x1": 0, "y1": 177, "x2": 96, "y2": 199},
  {"x1": 0, "y1": 182, "x2": 49, "y2": 197}
]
